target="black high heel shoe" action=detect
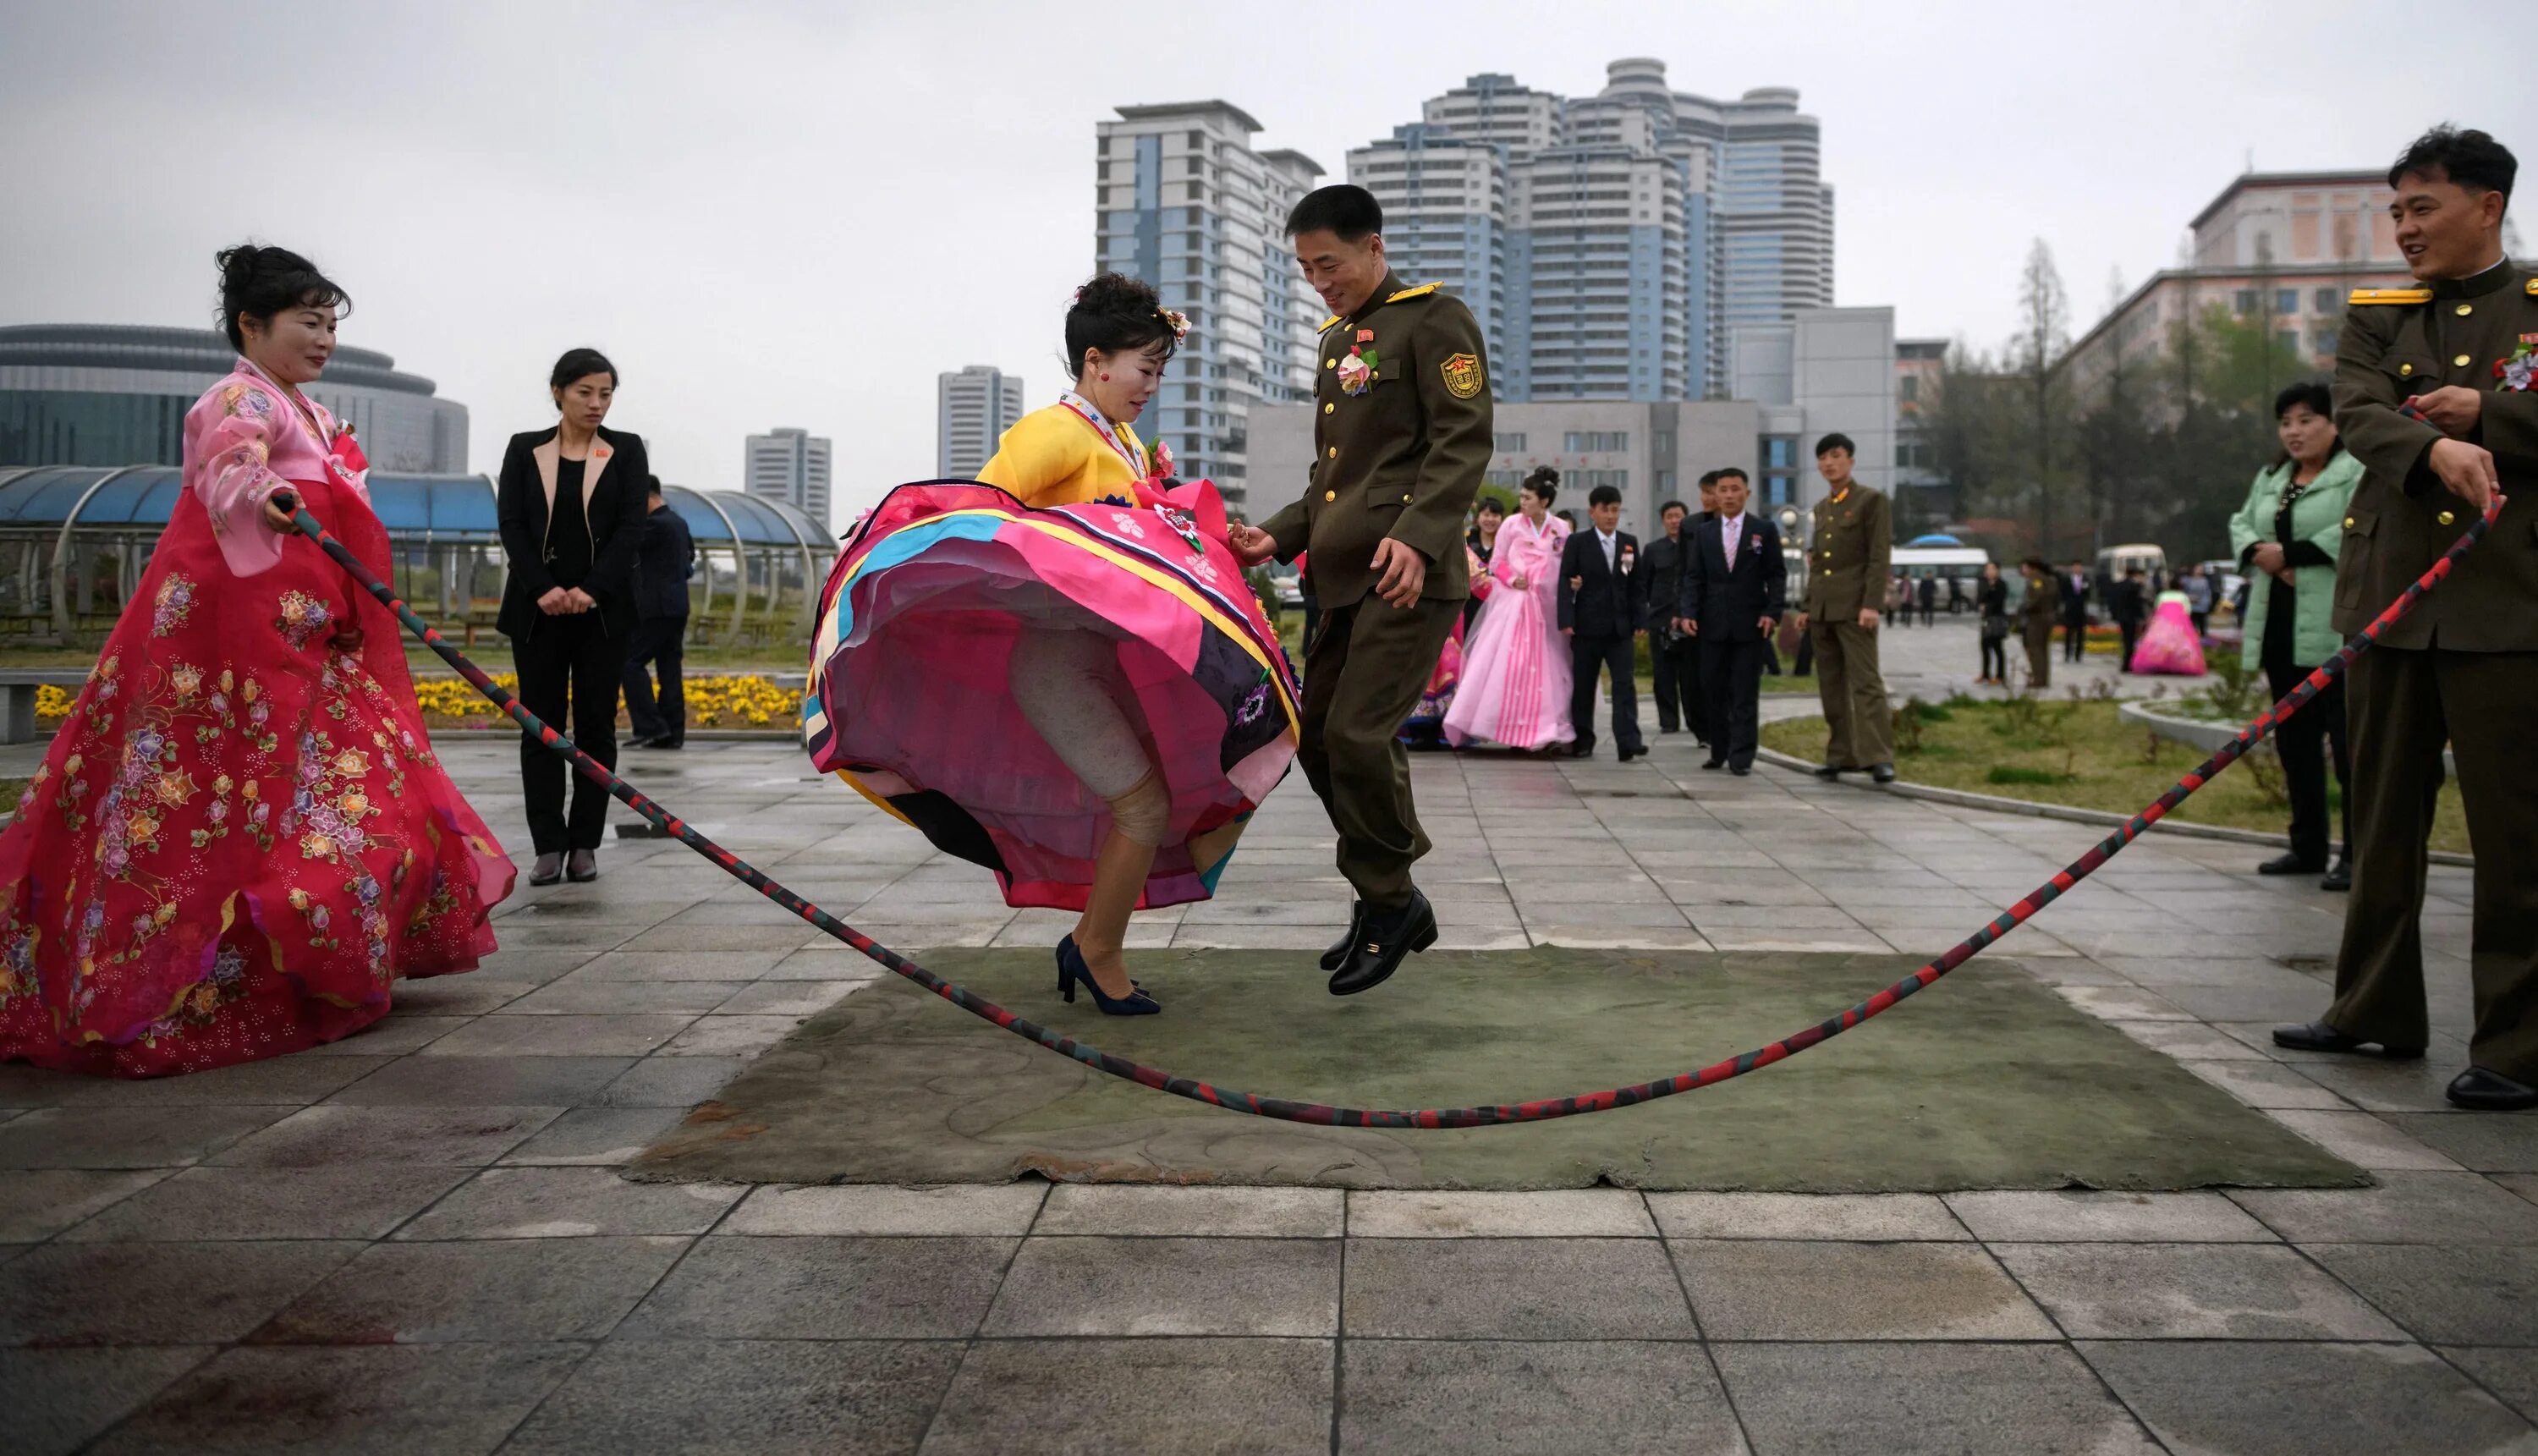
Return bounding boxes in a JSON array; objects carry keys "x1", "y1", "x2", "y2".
[{"x1": 1057, "y1": 936, "x2": 1160, "y2": 1015}]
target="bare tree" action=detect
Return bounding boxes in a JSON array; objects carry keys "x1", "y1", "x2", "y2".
[{"x1": 2016, "y1": 239, "x2": 2071, "y2": 555}]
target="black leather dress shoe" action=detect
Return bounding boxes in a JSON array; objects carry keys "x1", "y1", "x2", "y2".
[
  {"x1": 1813, "y1": 764, "x2": 1843, "y2": 779},
  {"x1": 1567, "y1": 743, "x2": 1594, "y2": 758},
  {"x1": 2321, "y1": 859, "x2": 2352, "y2": 893},
  {"x1": 1329, "y1": 891, "x2": 1437, "y2": 997},
  {"x1": 2257, "y1": 851, "x2": 2327, "y2": 876},
  {"x1": 1320, "y1": 901, "x2": 1366, "y2": 973},
  {"x1": 2272, "y1": 1020, "x2": 2425, "y2": 1059},
  {"x1": 1730, "y1": 764, "x2": 1751, "y2": 777},
  {"x1": 1869, "y1": 762, "x2": 1897, "y2": 783},
  {"x1": 1619, "y1": 745, "x2": 1647, "y2": 761},
  {"x1": 2447, "y1": 1067, "x2": 2538, "y2": 1111},
  {"x1": 1701, "y1": 758, "x2": 1725, "y2": 771}
]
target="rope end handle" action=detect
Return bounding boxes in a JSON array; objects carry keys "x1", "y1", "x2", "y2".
[{"x1": 267, "y1": 488, "x2": 318, "y2": 538}]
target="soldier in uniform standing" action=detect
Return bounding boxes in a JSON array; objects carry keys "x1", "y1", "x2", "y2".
[
  {"x1": 1230, "y1": 184, "x2": 1490, "y2": 997},
  {"x1": 1792, "y1": 433, "x2": 1897, "y2": 783},
  {"x1": 2274, "y1": 127, "x2": 2538, "y2": 1111}
]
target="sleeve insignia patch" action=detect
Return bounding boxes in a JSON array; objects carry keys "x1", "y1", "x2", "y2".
[{"x1": 1441, "y1": 352, "x2": 1486, "y2": 399}]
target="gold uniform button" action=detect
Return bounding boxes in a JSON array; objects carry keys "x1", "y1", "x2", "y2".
[
  {"x1": 2400, "y1": 363, "x2": 2414, "y2": 377},
  {"x1": 2455, "y1": 354, "x2": 2474, "y2": 368},
  {"x1": 1402, "y1": 493, "x2": 1413, "y2": 503},
  {"x1": 2343, "y1": 515, "x2": 2356, "y2": 529},
  {"x1": 1324, "y1": 491, "x2": 1336, "y2": 502},
  {"x1": 2439, "y1": 510, "x2": 2457, "y2": 526},
  {"x1": 1327, "y1": 447, "x2": 1338, "y2": 459},
  {"x1": 1325, "y1": 358, "x2": 1336, "y2": 368},
  {"x1": 2457, "y1": 304, "x2": 2475, "y2": 316},
  {"x1": 1322, "y1": 403, "x2": 1334, "y2": 415}
]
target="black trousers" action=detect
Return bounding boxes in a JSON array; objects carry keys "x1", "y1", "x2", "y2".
[
  {"x1": 514, "y1": 613, "x2": 624, "y2": 854},
  {"x1": 2062, "y1": 618, "x2": 2087, "y2": 661},
  {"x1": 1980, "y1": 629, "x2": 2008, "y2": 682},
  {"x1": 1567, "y1": 632, "x2": 1642, "y2": 755},
  {"x1": 2118, "y1": 620, "x2": 2143, "y2": 672},
  {"x1": 1650, "y1": 635, "x2": 1698, "y2": 733},
  {"x1": 2266, "y1": 658, "x2": 2348, "y2": 867},
  {"x1": 1699, "y1": 636, "x2": 1766, "y2": 769},
  {"x1": 622, "y1": 614, "x2": 688, "y2": 744}
]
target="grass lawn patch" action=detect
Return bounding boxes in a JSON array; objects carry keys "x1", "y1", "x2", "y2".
[{"x1": 1762, "y1": 693, "x2": 2469, "y2": 856}]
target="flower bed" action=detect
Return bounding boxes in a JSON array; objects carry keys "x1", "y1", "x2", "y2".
[{"x1": 39, "y1": 675, "x2": 807, "y2": 734}]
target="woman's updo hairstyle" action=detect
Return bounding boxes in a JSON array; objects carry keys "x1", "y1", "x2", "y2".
[
  {"x1": 1065, "y1": 272, "x2": 1180, "y2": 380},
  {"x1": 1519, "y1": 466, "x2": 1560, "y2": 506},
  {"x1": 216, "y1": 244, "x2": 349, "y2": 352},
  {"x1": 550, "y1": 347, "x2": 618, "y2": 393}
]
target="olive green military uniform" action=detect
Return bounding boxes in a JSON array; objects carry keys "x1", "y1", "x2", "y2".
[
  {"x1": 2324, "y1": 263, "x2": 2538, "y2": 1080},
  {"x1": 2018, "y1": 568, "x2": 2057, "y2": 689},
  {"x1": 1260, "y1": 273, "x2": 1491, "y2": 909},
  {"x1": 1799, "y1": 484, "x2": 1896, "y2": 768}
]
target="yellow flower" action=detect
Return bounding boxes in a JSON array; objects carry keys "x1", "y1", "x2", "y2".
[
  {"x1": 242, "y1": 680, "x2": 260, "y2": 703},
  {"x1": 305, "y1": 832, "x2": 337, "y2": 858},
  {"x1": 338, "y1": 790, "x2": 369, "y2": 817},
  {"x1": 241, "y1": 779, "x2": 259, "y2": 800},
  {"x1": 63, "y1": 754, "x2": 82, "y2": 776},
  {"x1": 153, "y1": 902, "x2": 176, "y2": 926},
  {"x1": 129, "y1": 813, "x2": 159, "y2": 841},
  {"x1": 219, "y1": 669, "x2": 234, "y2": 693},
  {"x1": 213, "y1": 774, "x2": 233, "y2": 796},
  {"x1": 288, "y1": 887, "x2": 310, "y2": 909},
  {"x1": 332, "y1": 750, "x2": 368, "y2": 777}
]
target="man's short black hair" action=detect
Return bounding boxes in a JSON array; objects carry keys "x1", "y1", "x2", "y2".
[
  {"x1": 645, "y1": 473, "x2": 664, "y2": 497},
  {"x1": 1659, "y1": 499, "x2": 1686, "y2": 516},
  {"x1": 1814, "y1": 432, "x2": 1855, "y2": 459},
  {"x1": 1695, "y1": 470, "x2": 1721, "y2": 489},
  {"x1": 2389, "y1": 124, "x2": 2517, "y2": 203},
  {"x1": 1285, "y1": 184, "x2": 1382, "y2": 241},
  {"x1": 1715, "y1": 467, "x2": 1750, "y2": 486},
  {"x1": 1587, "y1": 484, "x2": 1623, "y2": 508}
]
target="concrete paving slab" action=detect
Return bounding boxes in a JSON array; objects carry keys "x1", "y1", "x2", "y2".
[
  {"x1": 2079, "y1": 1340, "x2": 2538, "y2": 1456},
  {"x1": 1345, "y1": 1189, "x2": 1656, "y2": 1238},
  {"x1": 0, "y1": 1168, "x2": 172, "y2": 1241},
  {"x1": 1715, "y1": 1342, "x2": 2162, "y2": 1456},
  {"x1": 2305, "y1": 1244, "x2": 2538, "y2": 1345},
  {"x1": 2233, "y1": 1171, "x2": 2538, "y2": 1244},
  {"x1": 1035, "y1": 1184, "x2": 1343, "y2": 1239},
  {"x1": 1341, "y1": 1237, "x2": 1695, "y2": 1340},
  {"x1": 90, "y1": 1342, "x2": 586, "y2": 1455},
  {"x1": 718, "y1": 1183, "x2": 1047, "y2": 1237},
  {"x1": 0, "y1": 1240, "x2": 363, "y2": 1345},
  {"x1": 57, "y1": 1164, "x2": 470, "y2": 1243},
  {"x1": 1944, "y1": 1190, "x2": 2277, "y2": 1243},
  {"x1": 1993, "y1": 1241, "x2": 2405, "y2": 1339},
  {"x1": 393, "y1": 1167, "x2": 744, "y2": 1239},
  {"x1": 500, "y1": 1338, "x2": 958, "y2": 1456},
  {"x1": 1647, "y1": 1191, "x2": 1968, "y2": 1241},
  {"x1": 253, "y1": 1236, "x2": 689, "y2": 1344},
  {"x1": 323, "y1": 1057, "x2": 634, "y2": 1108},
  {"x1": 926, "y1": 1338, "x2": 1331, "y2": 1456},
  {"x1": 983, "y1": 1235, "x2": 1339, "y2": 1338},
  {"x1": 1672, "y1": 1239, "x2": 2056, "y2": 1341},
  {"x1": 618, "y1": 1234, "x2": 1011, "y2": 1340},
  {"x1": 1340, "y1": 1340, "x2": 1739, "y2": 1456},
  {"x1": 0, "y1": 1106, "x2": 292, "y2": 1169},
  {"x1": 0, "y1": 1346, "x2": 215, "y2": 1456},
  {"x1": 208, "y1": 1105, "x2": 561, "y2": 1168}
]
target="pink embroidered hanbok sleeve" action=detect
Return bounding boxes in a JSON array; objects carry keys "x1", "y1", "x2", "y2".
[{"x1": 183, "y1": 376, "x2": 299, "y2": 577}]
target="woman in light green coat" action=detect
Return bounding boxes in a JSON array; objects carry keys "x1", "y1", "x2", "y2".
[{"x1": 2228, "y1": 381, "x2": 2363, "y2": 890}]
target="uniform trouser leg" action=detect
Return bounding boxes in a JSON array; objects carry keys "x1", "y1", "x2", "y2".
[
  {"x1": 2024, "y1": 625, "x2": 2052, "y2": 690},
  {"x1": 515, "y1": 615, "x2": 624, "y2": 854},
  {"x1": 1813, "y1": 622, "x2": 1853, "y2": 767},
  {"x1": 1827, "y1": 620, "x2": 1892, "y2": 766},
  {"x1": 1298, "y1": 597, "x2": 1459, "y2": 910},
  {"x1": 1700, "y1": 637, "x2": 1764, "y2": 770},
  {"x1": 2267, "y1": 660, "x2": 2342, "y2": 868}
]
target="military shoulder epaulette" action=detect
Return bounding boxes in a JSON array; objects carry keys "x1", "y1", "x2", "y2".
[
  {"x1": 2348, "y1": 288, "x2": 2432, "y2": 305},
  {"x1": 1316, "y1": 313, "x2": 1343, "y2": 332},
  {"x1": 1386, "y1": 283, "x2": 1442, "y2": 302}
]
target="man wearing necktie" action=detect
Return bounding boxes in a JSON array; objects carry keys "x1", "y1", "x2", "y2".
[
  {"x1": 1557, "y1": 483, "x2": 1645, "y2": 761},
  {"x1": 1677, "y1": 469, "x2": 1787, "y2": 774}
]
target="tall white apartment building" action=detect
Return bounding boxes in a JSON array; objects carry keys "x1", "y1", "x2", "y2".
[
  {"x1": 1349, "y1": 58, "x2": 1832, "y2": 403},
  {"x1": 743, "y1": 426, "x2": 832, "y2": 527},
  {"x1": 936, "y1": 365, "x2": 1026, "y2": 479},
  {"x1": 1094, "y1": 101, "x2": 1323, "y2": 511}
]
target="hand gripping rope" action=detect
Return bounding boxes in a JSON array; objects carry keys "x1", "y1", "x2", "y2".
[{"x1": 276, "y1": 486, "x2": 2498, "y2": 1131}]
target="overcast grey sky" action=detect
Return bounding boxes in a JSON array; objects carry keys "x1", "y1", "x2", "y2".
[{"x1": 2, "y1": 1, "x2": 2521, "y2": 523}]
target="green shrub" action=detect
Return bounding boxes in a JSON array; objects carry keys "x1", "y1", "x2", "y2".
[{"x1": 1986, "y1": 764, "x2": 2073, "y2": 786}]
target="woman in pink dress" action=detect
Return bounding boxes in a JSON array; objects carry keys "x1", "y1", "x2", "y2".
[
  {"x1": 1446, "y1": 469, "x2": 1574, "y2": 751},
  {"x1": 0, "y1": 245, "x2": 514, "y2": 1076}
]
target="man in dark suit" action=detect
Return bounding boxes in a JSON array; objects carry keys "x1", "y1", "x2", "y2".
[
  {"x1": 624, "y1": 477, "x2": 696, "y2": 750},
  {"x1": 1557, "y1": 483, "x2": 1645, "y2": 761},
  {"x1": 2058, "y1": 560, "x2": 2092, "y2": 662},
  {"x1": 1675, "y1": 469, "x2": 1787, "y2": 774},
  {"x1": 1636, "y1": 497, "x2": 1696, "y2": 736},
  {"x1": 2110, "y1": 567, "x2": 2149, "y2": 673}
]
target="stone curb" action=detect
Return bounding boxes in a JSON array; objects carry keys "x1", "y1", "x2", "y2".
[
  {"x1": 1752, "y1": 731, "x2": 2474, "y2": 868},
  {"x1": 2118, "y1": 698, "x2": 2458, "y2": 776}
]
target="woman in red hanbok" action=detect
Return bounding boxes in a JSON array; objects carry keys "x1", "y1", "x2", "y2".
[{"x1": 0, "y1": 245, "x2": 514, "y2": 1076}]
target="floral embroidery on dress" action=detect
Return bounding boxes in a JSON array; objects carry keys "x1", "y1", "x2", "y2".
[
  {"x1": 221, "y1": 384, "x2": 273, "y2": 420},
  {"x1": 151, "y1": 575, "x2": 196, "y2": 636},
  {"x1": 1108, "y1": 512, "x2": 1148, "y2": 538},
  {"x1": 275, "y1": 591, "x2": 332, "y2": 650}
]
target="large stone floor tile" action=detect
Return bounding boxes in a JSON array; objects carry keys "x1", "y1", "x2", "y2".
[
  {"x1": 420, "y1": 1014, "x2": 696, "y2": 1058},
  {"x1": 1944, "y1": 1190, "x2": 2276, "y2": 1243},
  {"x1": 503, "y1": 1338, "x2": 961, "y2": 1456},
  {"x1": 498, "y1": 977, "x2": 750, "y2": 1015},
  {"x1": 926, "y1": 1338, "x2": 1329, "y2": 1456},
  {"x1": 1994, "y1": 1242, "x2": 2405, "y2": 1339},
  {"x1": 2079, "y1": 1339, "x2": 2538, "y2": 1456},
  {"x1": 0, "y1": 1168, "x2": 170, "y2": 1241},
  {"x1": 985, "y1": 1236, "x2": 1338, "y2": 1338},
  {"x1": 57, "y1": 1164, "x2": 470, "y2": 1243},
  {"x1": 1673, "y1": 1239, "x2": 2056, "y2": 1341},
  {"x1": 91, "y1": 1342, "x2": 586, "y2": 1455},
  {"x1": 2267, "y1": 1108, "x2": 2464, "y2": 1170},
  {"x1": 1338, "y1": 1339, "x2": 1739, "y2": 1455},
  {"x1": 719, "y1": 1183, "x2": 1047, "y2": 1236},
  {"x1": 1646, "y1": 1191, "x2": 1967, "y2": 1241},
  {"x1": 620, "y1": 1234, "x2": 1012, "y2": 1339},
  {"x1": 2388, "y1": 1113, "x2": 2538, "y2": 1174},
  {"x1": 323, "y1": 1056, "x2": 635, "y2": 1107},
  {"x1": 0, "y1": 1346, "x2": 213, "y2": 1456},
  {"x1": 209, "y1": 1104, "x2": 561, "y2": 1167},
  {"x1": 1036, "y1": 1184, "x2": 1341, "y2": 1239},
  {"x1": 497, "y1": 1107, "x2": 689, "y2": 1166},
  {"x1": 570, "y1": 948, "x2": 805, "y2": 981},
  {"x1": 2232, "y1": 1171, "x2": 2538, "y2": 1244},
  {"x1": 252, "y1": 1235, "x2": 688, "y2": 1343},
  {"x1": 1342, "y1": 1237, "x2": 1694, "y2": 1340},
  {"x1": 0, "y1": 1105, "x2": 289, "y2": 1168},
  {"x1": 1714, "y1": 1342, "x2": 2161, "y2": 1456},
  {"x1": 2305, "y1": 1244, "x2": 2538, "y2": 1344},
  {"x1": 393, "y1": 1167, "x2": 743, "y2": 1239},
  {"x1": 1346, "y1": 1189, "x2": 1654, "y2": 1237},
  {"x1": 0, "y1": 1055, "x2": 390, "y2": 1107},
  {"x1": 2441, "y1": 1346, "x2": 2538, "y2": 1424},
  {"x1": 589, "y1": 1055, "x2": 743, "y2": 1109},
  {"x1": 0, "y1": 1240, "x2": 362, "y2": 1345},
  {"x1": 657, "y1": 1014, "x2": 804, "y2": 1058}
]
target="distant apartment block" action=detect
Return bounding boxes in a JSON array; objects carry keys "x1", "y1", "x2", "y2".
[
  {"x1": 744, "y1": 426, "x2": 832, "y2": 527},
  {"x1": 937, "y1": 365, "x2": 1027, "y2": 479}
]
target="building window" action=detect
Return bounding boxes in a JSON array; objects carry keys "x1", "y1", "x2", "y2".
[
  {"x1": 2275, "y1": 288, "x2": 2299, "y2": 315},
  {"x1": 2235, "y1": 289, "x2": 2257, "y2": 316},
  {"x1": 1187, "y1": 130, "x2": 1201, "y2": 146},
  {"x1": 2314, "y1": 326, "x2": 2339, "y2": 354},
  {"x1": 2315, "y1": 286, "x2": 2339, "y2": 313},
  {"x1": 1898, "y1": 376, "x2": 1919, "y2": 404},
  {"x1": 1492, "y1": 431, "x2": 1527, "y2": 452}
]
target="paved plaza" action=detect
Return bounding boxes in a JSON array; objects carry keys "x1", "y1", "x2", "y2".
[{"x1": 6, "y1": 651, "x2": 2538, "y2": 1453}]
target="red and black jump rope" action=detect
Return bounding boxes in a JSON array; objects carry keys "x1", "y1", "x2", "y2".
[{"x1": 272, "y1": 459, "x2": 2497, "y2": 1131}]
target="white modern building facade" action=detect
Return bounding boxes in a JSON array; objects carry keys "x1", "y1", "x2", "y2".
[
  {"x1": 1094, "y1": 101, "x2": 1324, "y2": 511},
  {"x1": 937, "y1": 365, "x2": 1026, "y2": 479},
  {"x1": 1346, "y1": 59, "x2": 1832, "y2": 404},
  {"x1": 743, "y1": 426, "x2": 832, "y2": 527}
]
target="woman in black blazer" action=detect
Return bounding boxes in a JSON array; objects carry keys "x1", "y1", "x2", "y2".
[{"x1": 497, "y1": 348, "x2": 650, "y2": 884}]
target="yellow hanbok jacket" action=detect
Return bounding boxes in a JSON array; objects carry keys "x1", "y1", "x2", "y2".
[{"x1": 975, "y1": 403, "x2": 1150, "y2": 508}]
